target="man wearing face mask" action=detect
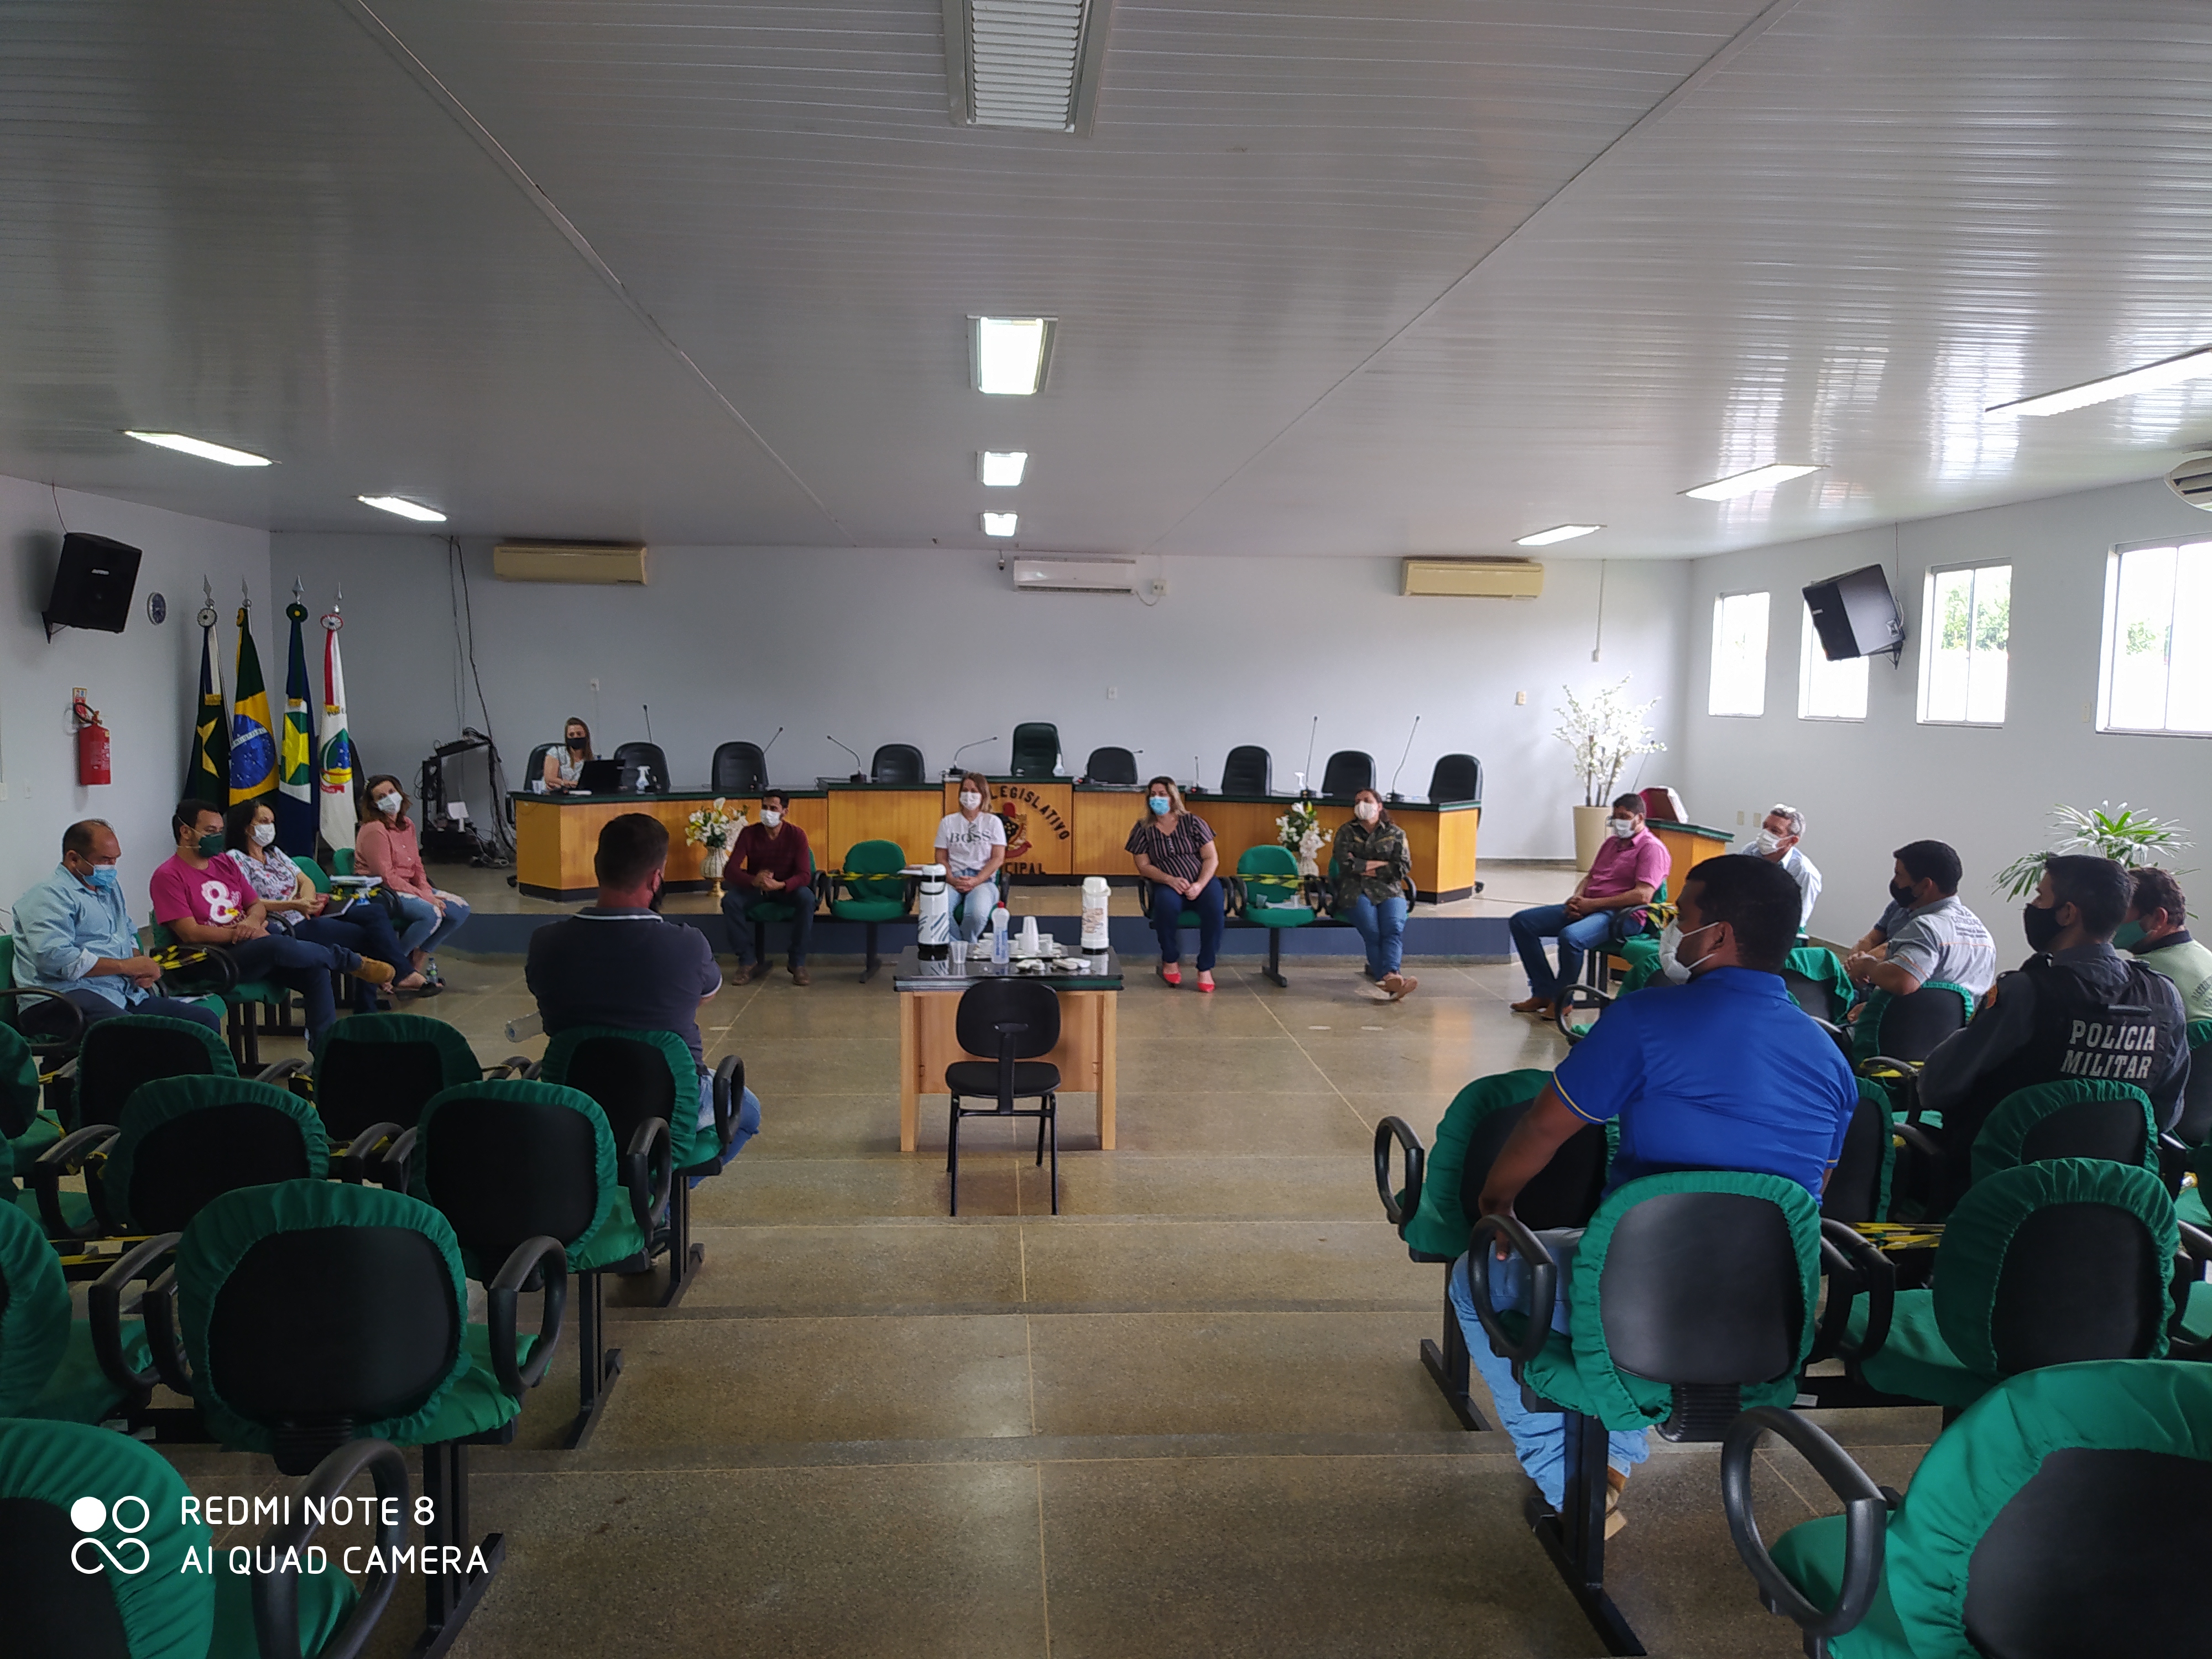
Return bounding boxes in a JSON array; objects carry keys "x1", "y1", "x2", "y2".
[
  {"x1": 10, "y1": 820, "x2": 226, "y2": 1037},
  {"x1": 718, "y1": 789, "x2": 816, "y2": 985},
  {"x1": 1841, "y1": 839, "x2": 1997, "y2": 1009},
  {"x1": 935, "y1": 770, "x2": 1007, "y2": 947},
  {"x1": 1751, "y1": 803, "x2": 1821, "y2": 931},
  {"x1": 2119, "y1": 867, "x2": 2212, "y2": 1021},
  {"x1": 1449, "y1": 855, "x2": 1856, "y2": 1532},
  {"x1": 1508, "y1": 794, "x2": 1668, "y2": 1018},
  {"x1": 1919, "y1": 855, "x2": 2190, "y2": 1166}
]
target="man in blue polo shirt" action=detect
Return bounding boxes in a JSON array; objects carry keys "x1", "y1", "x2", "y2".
[{"x1": 1447, "y1": 854, "x2": 1856, "y2": 1535}]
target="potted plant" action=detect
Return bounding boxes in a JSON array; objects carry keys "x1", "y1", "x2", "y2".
[
  {"x1": 1275, "y1": 800, "x2": 1324, "y2": 878},
  {"x1": 683, "y1": 797, "x2": 746, "y2": 879},
  {"x1": 1992, "y1": 802, "x2": 2190, "y2": 900},
  {"x1": 1553, "y1": 679, "x2": 1666, "y2": 870}
]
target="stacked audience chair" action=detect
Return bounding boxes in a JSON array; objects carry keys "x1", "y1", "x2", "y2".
[
  {"x1": 0, "y1": 1198, "x2": 154, "y2": 1425},
  {"x1": 306, "y1": 1014, "x2": 519, "y2": 1182},
  {"x1": 823, "y1": 838, "x2": 915, "y2": 983},
  {"x1": 1891, "y1": 1078, "x2": 2161, "y2": 1221}
]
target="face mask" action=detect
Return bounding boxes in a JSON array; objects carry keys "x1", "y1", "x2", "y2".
[
  {"x1": 251, "y1": 822, "x2": 276, "y2": 847},
  {"x1": 567, "y1": 735, "x2": 586, "y2": 750},
  {"x1": 374, "y1": 794, "x2": 401, "y2": 816},
  {"x1": 1607, "y1": 818, "x2": 1635, "y2": 839},
  {"x1": 1148, "y1": 796, "x2": 1172, "y2": 816},
  {"x1": 1754, "y1": 829, "x2": 1784, "y2": 856},
  {"x1": 761, "y1": 809, "x2": 782, "y2": 827},
  {"x1": 2022, "y1": 900, "x2": 2063, "y2": 953},
  {"x1": 195, "y1": 832, "x2": 226, "y2": 858},
  {"x1": 1657, "y1": 919, "x2": 1720, "y2": 984},
  {"x1": 2113, "y1": 920, "x2": 2148, "y2": 952},
  {"x1": 1889, "y1": 879, "x2": 1917, "y2": 908},
  {"x1": 959, "y1": 792, "x2": 982, "y2": 811},
  {"x1": 1354, "y1": 801, "x2": 1379, "y2": 823},
  {"x1": 86, "y1": 864, "x2": 119, "y2": 891}
]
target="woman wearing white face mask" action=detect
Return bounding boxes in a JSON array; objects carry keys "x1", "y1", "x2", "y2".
[
  {"x1": 933, "y1": 771, "x2": 1007, "y2": 944},
  {"x1": 354, "y1": 775, "x2": 472, "y2": 984},
  {"x1": 1331, "y1": 789, "x2": 1416, "y2": 999},
  {"x1": 225, "y1": 799, "x2": 424, "y2": 1000},
  {"x1": 1127, "y1": 776, "x2": 1223, "y2": 990}
]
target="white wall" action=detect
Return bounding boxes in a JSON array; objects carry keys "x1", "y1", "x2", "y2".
[
  {"x1": 271, "y1": 536, "x2": 1694, "y2": 862},
  {"x1": 1677, "y1": 478, "x2": 2212, "y2": 956},
  {"x1": 0, "y1": 472, "x2": 270, "y2": 921}
]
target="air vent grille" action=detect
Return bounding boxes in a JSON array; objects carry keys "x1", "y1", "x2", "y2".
[
  {"x1": 2164, "y1": 454, "x2": 2212, "y2": 512},
  {"x1": 945, "y1": 0, "x2": 1112, "y2": 135}
]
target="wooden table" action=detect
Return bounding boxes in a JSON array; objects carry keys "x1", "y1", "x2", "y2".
[
  {"x1": 514, "y1": 787, "x2": 828, "y2": 900},
  {"x1": 1646, "y1": 819, "x2": 1735, "y2": 897},
  {"x1": 891, "y1": 946, "x2": 1124, "y2": 1152}
]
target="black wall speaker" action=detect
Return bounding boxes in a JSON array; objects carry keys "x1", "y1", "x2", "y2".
[
  {"x1": 1802, "y1": 562, "x2": 1905, "y2": 662},
  {"x1": 42, "y1": 533, "x2": 143, "y2": 638}
]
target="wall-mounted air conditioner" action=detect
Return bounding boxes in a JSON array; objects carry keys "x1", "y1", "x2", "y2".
[
  {"x1": 1401, "y1": 559, "x2": 1545, "y2": 599},
  {"x1": 492, "y1": 542, "x2": 649, "y2": 585},
  {"x1": 1009, "y1": 556, "x2": 1138, "y2": 594}
]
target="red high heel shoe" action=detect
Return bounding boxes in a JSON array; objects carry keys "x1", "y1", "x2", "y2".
[
  {"x1": 1159, "y1": 964, "x2": 1182, "y2": 987},
  {"x1": 1196, "y1": 972, "x2": 1215, "y2": 993}
]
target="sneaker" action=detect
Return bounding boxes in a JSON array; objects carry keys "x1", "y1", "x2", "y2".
[
  {"x1": 1383, "y1": 972, "x2": 1418, "y2": 1002},
  {"x1": 353, "y1": 957, "x2": 397, "y2": 987},
  {"x1": 791, "y1": 966, "x2": 811, "y2": 987}
]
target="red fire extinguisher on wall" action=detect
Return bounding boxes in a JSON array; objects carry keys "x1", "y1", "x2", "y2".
[{"x1": 73, "y1": 690, "x2": 111, "y2": 787}]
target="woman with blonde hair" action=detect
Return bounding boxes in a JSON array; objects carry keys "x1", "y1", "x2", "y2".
[
  {"x1": 541, "y1": 716, "x2": 594, "y2": 792},
  {"x1": 1126, "y1": 775, "x2": 1223, "y2": 990},
  {"x1": 933, "y1": 770, "x2": 1007, "y2": 942}
]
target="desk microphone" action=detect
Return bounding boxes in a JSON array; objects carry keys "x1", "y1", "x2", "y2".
[
  {"x1": 1387, "y1": 714, "x2": 1421, "y2": 801},
  {"x1": 828, "y1": 734, "x2": 865, "y2": 784},
  {"x1": 642, "y1": 703, "x2": 654, "y2": 743},
  {"x1": 1300, "y1": 714, "x2": 1318, "y2": 799},
  {"x1": 761, "y1": 726, "x2": 782, "y2": 755},
  {"x1": 950, "y1": 735, "x2": 997, "y2": 775}
]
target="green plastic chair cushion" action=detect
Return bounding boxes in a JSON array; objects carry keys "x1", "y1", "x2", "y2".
[
  {"x1": 833, "y1": 840, "x2": 911, "y2": 913},
  {"x1": 411, "y1": 1322, "x2": 540, "y2": 1443},
  {"x1": 1769, "y1": 1512, "x2": 1914, "y2": 1659},
  {"x1": 291, "y1": 853, "x2": 332, "y2": 895},
  {"x1": 24, "y1": 1317, "x2": 152, "y2": 1423},
  {"x1": 105, "y1": 1074, "x2": 331, "y2": 1227},
  {"x1": 2180, "y1": 1184, "x2": 2209, "y2": 1228},
  {"x1": 1969, "y1": 1078, "x2": 2159, "y2": 1187},
  {"x1": 0, "y1": 1196, "x2": 71, "y2": 1413},
  {"x1": 1399, "y1": 1070, "x2": 1557, "y2": 1259},
  {"x1": 180, "y1": 1181, "x2": 475, "y2": 1454},
  {"x1": 539, "y1": 1024, "x2": 714, "y2": 1171},
  {"x1": 211, "y1": 1547, "x2": 358, "y2": 1659},
  {"x1": 0, "y1": 1417, "x2": 215, "y2": 1659},
  {"x1": 311, "y1": 1010, "x2": 482, "y2": 1079},
  {"x1": 12, "y1": 1185, "x2": 97, "y2": 1236},
  {"x1": 1245, "y1": 905, "x2": 1315, "y2": 927},
  {"x1": 414, "y1": 1078, "x2": 620, "y2": 1277},
  {"x1": 1237, "y1": 847, "x2": 1315, "y2": 926},
  {"x1": 830, "y1": 897, "x2": 906, "y2": 923},
  {"x1": 1845, "y1": 1290, "x2": 1988, "y2": 1410},
  {"x1": 1, "y1": 1021, "x2": 39, "y2": 1136}
]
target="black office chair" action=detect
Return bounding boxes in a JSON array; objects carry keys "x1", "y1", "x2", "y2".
[
  {"x1": 711, "y1": 741, "x2": 767, "y2": 794},
  {"x1": 612, "y1": 742, "x2": 667, "y2": 792},
  {"x1": 1426, "y1": 753, "x2": 1481, "y2": 803},
  {"x1": 871, "y1": 743, "x2": 926, "y2": 784},
  {"x1": 1220, "y1": 745, "x2": 1271, "y2": 795},
  {"x1": 508, "y1": 743, "x2": 558, "y2": 824},
  {"x1": 945, "y1": 978, "x2": 1061, "y2": 1217},
  {"x1": 1084, "y1": 747, "x2": 1138, "y2": 785},
  {"x1": 1320, "y1": 750, "x2": 1373, "y2": 798},
  {"x1": 1009, "y1": 722, "x2": 1061, "y2": 779}
]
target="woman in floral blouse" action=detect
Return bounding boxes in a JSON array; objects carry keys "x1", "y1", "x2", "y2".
[
  {"x1": 223, "y1": 800, "x2": 424, "y2": 1004},
  {"x1": 1332, "y1": 789, "x2": 1415, "y2": 1000}
]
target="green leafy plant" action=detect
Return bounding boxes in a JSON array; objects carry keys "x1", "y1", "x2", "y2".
[
  {"x1": 1992, "y1": 801, "x2": 2192, "y2": 900},
  {"x1": 1553, "y1": 678, "x2": 1666, "y2": 807}
]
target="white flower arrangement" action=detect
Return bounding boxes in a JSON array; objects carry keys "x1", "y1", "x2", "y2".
[
  {"x1": 1275, "y1": 801, "x2": 1326, "y2": 878},
  {"x1": 683, "y1": 797, "x2": 746, "y2": 851},
  {"x1": 1553, "y1": 678, "x2": 1666, "y2": 807}
]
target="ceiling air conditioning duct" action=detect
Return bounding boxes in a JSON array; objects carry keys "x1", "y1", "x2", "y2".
[
  {"x1": 1401, "y1": 559, "x2": 1545, "y2": 599},
  {"x1": 1009, "y1": 556, "x2": 1136, "y2": 594},
  {"x1": 2164, "y1": 455, "x2": 2212, "y2": 512},
  {"x1": 492, "y1": 542, "x2": 649, "y2": 585},
  {"x1": 943, "y1": 0, "x2": 1113, "y2": 135}
]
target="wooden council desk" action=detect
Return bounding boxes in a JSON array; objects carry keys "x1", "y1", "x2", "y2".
[
  {"x1": 514, "y1": 787, "x2": 829, "y2": 900},
  {"x1": 891, "y1": 946, "x2": 1124, "y2": 1152},
  {"x1": 1646, "y1": 819, "x2": 1735, "y2": 896}
]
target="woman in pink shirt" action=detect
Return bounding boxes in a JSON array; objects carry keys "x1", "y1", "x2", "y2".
[{"x1": 354, "y1": 774, "x2": 472, "y2": 983}]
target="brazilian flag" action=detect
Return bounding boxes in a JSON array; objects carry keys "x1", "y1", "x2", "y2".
[
  {"x1": 228, "y1": 604, "x2": 278, "y2": 808},
  {"x1": 275, "y1": 599, "x2": 319, "y2": 852},
  {"x1": 186, "y1": 616, "x2": 228, "y2": 804}
]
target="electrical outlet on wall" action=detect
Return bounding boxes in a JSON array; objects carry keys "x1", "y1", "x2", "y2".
[
  {"x1": 589, "y1": 678, "x2": 600, "y2": 693},
  {"x1": 1107, "y1": 686, "x2": 1117, "y2": 699},
  {"x1": 1738, "y1": 810, "x2": 1746, "y2": 824},
  {"x1": 1514, "y1": 691, "x2": 1527, "y2": 706}
]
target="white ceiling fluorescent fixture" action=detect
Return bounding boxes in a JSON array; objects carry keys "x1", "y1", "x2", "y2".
[
  {"x1": 982, "y1": 512, "x2": 1019, "y2": 536},
  {"x1": 972, "y1": 317, "x2": 1054, "y2": 395},
  {"x1": 1514, "y1": 524, "x2": 1603, "y2": 547},
  {"x1": 979, "y1": 450, "x2": 1029, "y2": 486},
  {"x1": 1987, "y1": 345, "x2": 2212, "y2": 418},
  {"x1": 357, "y1": 495, "x2": 447, "y2": 523},
  {"x1": 1682, "y1": 463, "x2": 1823, "y2": 502},
  {"x1": 123, "y1": 430, "x2": 272, "y2": 467},
  {"x1": 943, "y1": 0, "x2": 1113, "y2": 135}
]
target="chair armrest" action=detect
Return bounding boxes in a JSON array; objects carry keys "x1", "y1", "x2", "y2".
[
  {"x1": 486, "y1": 1235, "x2": 567, "y2": 1394},
  {"x1": 485, "y1": 1053, "x2": 537, "y2": 1079},
  {"x1": 1373, "y1": 1117, "x2": 1425, "y2": 1232},
  {"x1": 27, "y1": 1124, "x2": 120, "y2": 1239},
  {"x1": 1554, "y1": 985, "x2": 1612, "y2": 1046},
  {"x1": 709, "y1": 1056, "x2": 743, "y2": 1150},
  {"x1": 1820, "y1": 1219, "x2": 1896, "y2": 1366},
  {"x1": 623, "y1": 1116, "x2": 675, "y2": 1239},
  {"x1": 375, "y1": 1127, "x2": 418, "y2": 1192},
  {"x1": 1466, "y1": 1214, "x2": 1556, "y2": 1367},
  {"x1": 153, "y1": 942, "x2": 239, "y2": 997},
  {"x1": 88, "y1": 1232, "x2": 181, "y2": 1400},
  {"x1": 254, "y1": 1438, "x2": 409, "y2": 1659},
  {"x1": 2159, "y1": 1133, "x2": 2193, "y2": 1196},
  {"x1": 255, "y1": 1057, "x2": 310, "y2": 1087},
  {"x1": 2169, "y1": 1222, "x2": 2212, "y2": 1360},
  {"x1": 0, "y1": 985, "x2": 84, "y2": 1050},
  {"x1": 1807, "y1": 1014, "x2": 1845, "y2": 1042},
  {"x1": 1722, "y1": 1406, "x2": 1887, "y2": 1642},
  {"x1": 330, "y1": 1121, "x2": 402, "y2": 1185}
]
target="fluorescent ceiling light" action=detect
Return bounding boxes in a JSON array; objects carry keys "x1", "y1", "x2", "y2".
[
  {"x1": 1987, "y1": 346, "x2": 2212, "y2": 418},
  {"x1": 124, "y1": 430, "x2": 272, "y2": 467},
  {"x1": 982, "y1": 512, "x2": 1019, "y2": 536},
  {"x1": 357, "y1": 495, "x2": 447, "y2": 523},
  {"x1": 1514, "y1": 523, "x2": 1603, "y2": 547},
  {"x1": 1682, "y1": 463, "x2": 1823, "y2": 502},
  {"x1": 973, "y1": 317, "x2": 1053, "y2": 395},
  {"x1": 979, "y1": 450, "x2": 1029, "y2": 486}
]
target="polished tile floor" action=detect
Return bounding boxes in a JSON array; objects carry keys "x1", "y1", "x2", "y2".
[{"x1": 168, "y1": 936, "x2": 1936, "y2": 1658}]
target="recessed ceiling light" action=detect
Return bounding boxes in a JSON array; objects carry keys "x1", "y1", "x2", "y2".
[
  {"x1": 357, "y1": 495, "x2": 447, "y2": 523},
  {"x1": 979, "y1": 450, "x2": 1029, "y2": 486},
  {"x1": 1514, "y1": 524, "x2": 1603, "y2": 547},
  {"x1": 972, "y1": 317, "x2": 1053, "y2": 395},
  {"x1": 123, "y1": 430, "x2": 272, "y2": 467},
  {"x1": 1682, "y1": 463, "x2": 1823, "y2": 502},
  {"x1": 981, "y1": 512, "x2": 1018, "y2": 536},
  {"x1": 1987, "y1": 346, "x2": 2212, "y2": 418}
]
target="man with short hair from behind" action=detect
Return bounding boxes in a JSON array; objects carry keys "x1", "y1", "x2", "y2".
[
  {"x1": 2120, "y1": 867, "x2": 2212, "y2": 1021},
  {"x1": 11, "y1": 819, "x2": 226, "y2": 1038},
  {"x1": 1842, "y1": 838, "x2": 1997, "y2": 1010},
  {"x1": 1507, "y1": 793, "x2": 1668, "y2": 1019},
  {"x1": 1451, "y1": 855, "x2": 1858, "y2": 1536},
  {"x1": 529, "y1": 813, "x2": 761, "y2": 1166},
  {"x1": 1752, "y1": 802, "x2": 1821, "y2": 931}
]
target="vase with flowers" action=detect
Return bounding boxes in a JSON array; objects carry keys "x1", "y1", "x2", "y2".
[{"x1": 684, "y1": 798, "x2": 746, "y2": 879}]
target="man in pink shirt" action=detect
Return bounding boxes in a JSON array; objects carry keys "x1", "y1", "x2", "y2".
[{"x1": 1509, "y1": 792, "x2": 1668, "y2": 1018}]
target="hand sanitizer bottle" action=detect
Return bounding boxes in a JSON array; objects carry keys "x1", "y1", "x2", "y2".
[{"x1": 992, "y1": 905, "x2": 1011, "y2": 965}]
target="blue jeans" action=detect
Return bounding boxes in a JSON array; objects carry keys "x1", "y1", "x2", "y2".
[
  {"x1": 1509, "y1": 903, "x2": 1631, "y2": 1000},
  {"x1": 227, "y1": 932, "x2": 359, "y2": 1048},
  {"x1": 1447, "y1": 1243, "x2": 1648, "y2": 1507},
  {"x1": 30, "y1": 989, "x2": 224, "y2": 1039},
  {"x1": 947, "y1": 878, "x2": 998, "y2": 942},
  {"x1": 1342, "y1": 893, "x2": 1407, "y2": 979},
  {"x1": 720, "y1": 885, "x2": 815, "y2": 967},
  {"x1": 389, "y1": 893, "x2": 471, "y2": 959},
  {"x1": 1148, "y1": 877, "x2": 1225, "y2": 971},
  {"x1": 293, "y1": 906, "x2": 409, "y2": 1011},
  {"x1": 688, "y1": 1078, "x2": 763, "y2": 1186}
]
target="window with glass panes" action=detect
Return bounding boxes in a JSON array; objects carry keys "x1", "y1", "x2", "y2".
[
  {"x1": 2100, "y1": 539, "x2": 2212, "y2": 735},
  {"x1": 1708, "y1": 591, "x2": 1771, "y2": 717},
  {"x1": 1917, "y1": 563, "x2": 2010, "y2": 724},
  {"x1": 1798, "y1": 602, "x2": 1869, "y2": 720}
]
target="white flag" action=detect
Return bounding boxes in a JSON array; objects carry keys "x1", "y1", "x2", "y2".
[{"x1": 317, "y1": 611, "x2": 357, "y2": 854}]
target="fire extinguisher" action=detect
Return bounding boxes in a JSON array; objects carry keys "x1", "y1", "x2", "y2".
[{"x1": 73, "y1": 691, "x2": 111, "y2": 787}]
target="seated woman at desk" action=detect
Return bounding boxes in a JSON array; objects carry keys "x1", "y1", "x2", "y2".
[
  {"x1": 1127, "y1": 776, "x2": 1223, "y2": 992},
  {"x1": 355, "y1": 774, "x2": 473, "y2": 987},
  {"x1": 541, "y1": 716, "x2": 593, "y2": 792},
  {"x1": 1332, "y1": 788, "x2": 1416, "y2": 1000},
  {"x1": 935, "y1": 771, "x2": 1006, "y2": 942}
]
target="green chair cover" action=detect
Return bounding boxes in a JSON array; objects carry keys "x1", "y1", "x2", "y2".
[
  {"x1": 331, "y1": 847, "x2": 356, "y2": 877},
  {"x1": 828, "y1": 838, "x2": 911, "y2": 924},
  {"x1": 293, "y1": 853, "x2": 332, "y2": 894},
  {"x1": 102, "y1": 1074, "x2": 331, "y2": 1231},
  {"x1": 76, "y1": 1013, "x2": 237, "y2": 1124},
  {"x1": 1767, "y1": 1360, "x2": 2212, "y2": 1659},
  {"x1": 1781, "y1": 945, "x2": 1856, "y2": 1020},
  {"x1": 745, "y1": 846, "x2": 818, "y2": 926},
  {"x1": 1968, "y1": 1078, "x2": 2159, "y2": 1188},
  {"x1": 0, "y1": 1198, "x2": 148, "y2": 1422},
  {"x1": 1236, "y1": 845, "x2": 1315, "y2": 927},
  {"x1": 1, "y1": 1021, "x2": 40, "y2": 1138},
  {"x1": 1397, "y1": 1070, "x2": 1557, "y2": 1259},
  {"x1": 310, "y1": 1009, "x2": 480, "y2": 1077},
  {"x1": 540, "y1": 1024, "x2": 716, "y2": 1171}
]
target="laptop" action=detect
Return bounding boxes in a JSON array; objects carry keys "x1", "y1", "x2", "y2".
[{"x1": 575, "y1": 759, "x2": 632, "y2": 793}]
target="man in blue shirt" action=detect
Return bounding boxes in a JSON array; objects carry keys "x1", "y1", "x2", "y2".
[
  {"x1": 10, "y1": 820, "x2": 223, "y2": 1036},
  {"x1": 1447, "y1": 854, "x2": 1856, "y2": 1534}
]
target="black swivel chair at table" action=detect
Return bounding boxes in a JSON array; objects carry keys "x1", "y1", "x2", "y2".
[
  {"x1": 1084, "y1": 747, "x2": 1138, "y2": 785},
  {"x1": 1010, "y1": 723, "x2": 1061, "y2": 779},
  {"x1": 1220, "y1": 745, "x2": 1271, "y2": 795},
  {"x1": 508, "y1": 743, "x2": 559, "y2": 826},
  {"x1": 945, "y1": 978, "x2": 1062, "y2": 1217},
  {"x1": 871, "y1": 744, "x2": 926, "y2": 784},
  {"x1": 1321, "y1": 749, "x2": 1374, "y2": 798},
  {"x1": 711, "y1": 742, "x2": 768, "y2": 794},
  {"x1": 612, "y1": 742, "x2": 668, "y2": 792},
  {"x1": 1426, "y1": 753, "x2": 1481, "y2": 804}
]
